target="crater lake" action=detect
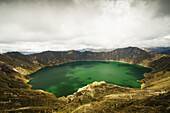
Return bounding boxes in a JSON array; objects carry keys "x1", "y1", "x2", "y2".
[{"x1": 28, "y1": 61, "x2": 152, "y2": 97}]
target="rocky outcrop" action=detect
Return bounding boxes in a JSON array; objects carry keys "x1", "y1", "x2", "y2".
[{"x1": 56, "y1": 81, "x2": 170, "y2": 113}]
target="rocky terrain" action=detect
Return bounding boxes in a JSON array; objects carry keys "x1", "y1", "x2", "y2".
[{"x1": 0, "y1": 47, "x2": 169, "y2": 112}]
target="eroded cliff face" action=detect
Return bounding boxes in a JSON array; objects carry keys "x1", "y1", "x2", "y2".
[{"x1": 0, "y1": 47, "x2": 169, "y2": 112}]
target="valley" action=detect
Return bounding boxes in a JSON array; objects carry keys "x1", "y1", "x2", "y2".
[{"x1": 0, "y1": 47, "x2": 169, "y2": 112}]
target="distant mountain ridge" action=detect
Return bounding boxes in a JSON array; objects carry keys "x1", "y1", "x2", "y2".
[
  {"x1": 144, "y1": 47, "x2": 170, "y2": 54},
  {"x1": 77, "y1": 48, "x2": 114, "y2": 52},
  {"x1": 29, "y1": 47, "x2": 153, "y2": 65}
]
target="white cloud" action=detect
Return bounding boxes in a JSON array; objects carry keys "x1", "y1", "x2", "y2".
[{"x1": 0, "y1": 0, "x2": 170, "y2": 52}]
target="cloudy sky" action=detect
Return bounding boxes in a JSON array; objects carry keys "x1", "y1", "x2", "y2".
[{"x1": 0, "y1": 0, "x2": 170, "y2": 52}]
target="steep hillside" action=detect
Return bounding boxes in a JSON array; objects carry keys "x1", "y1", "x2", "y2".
[
  {"x1": 110, "y1": 47, "x2": 154, "y2": 63},
  {"x1": 141, "y1": 56, "x2": 170, "y2": 90},
  {"x1": 0, "y1": 47, "x2": 169, "y2": 112}
]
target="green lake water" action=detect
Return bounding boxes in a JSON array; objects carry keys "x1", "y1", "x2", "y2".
[{"x1": 28, "y1": 61, "x2": 152, "y2": 97}]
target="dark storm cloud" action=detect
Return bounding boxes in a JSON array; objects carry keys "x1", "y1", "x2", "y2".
[
  {"x1": 156, "y1": 0, "x2": 170, "y2": 17},
  {"x1": 131, "y1": 0, "x2": 170, "y2": 17}
]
